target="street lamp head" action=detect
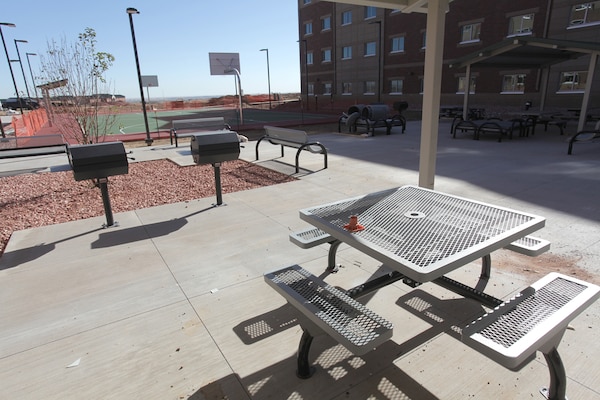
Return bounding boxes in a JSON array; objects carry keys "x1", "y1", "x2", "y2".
[
  {"x1": 26, "y1": 52, "x2": 37, "y2": 56},
  {"x1": 15, "y1": 39, "x2": 28, "y2": 43},
  {"x1": 260, "y1": 48, "x2": 268, "y2": 52},
  {"x1": 126, "y1": 7, "x2": 139, "y2": 14},
  {"x1": 0, "y1": 22, "x2": 16, "y2": 28}
]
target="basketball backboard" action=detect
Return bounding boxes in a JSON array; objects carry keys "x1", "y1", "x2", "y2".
[
  {"x1": 141, "y1": 75, "x2": 159, "y2": 87},
  {"x1": 209, "y1": 53, "x2": 241, "y2": 75}
]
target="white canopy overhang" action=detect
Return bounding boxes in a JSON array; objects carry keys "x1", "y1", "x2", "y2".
[{"x1": 449, "y1": 37, "x2": 600, "y2": 132}]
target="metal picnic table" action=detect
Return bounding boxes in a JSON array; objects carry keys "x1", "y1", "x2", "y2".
[{"x1": 299, "y1": 185, "x2": 545, "y2": 287}]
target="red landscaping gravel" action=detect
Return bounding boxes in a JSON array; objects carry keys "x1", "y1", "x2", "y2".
[{"x1": 0, "y1": 159, "x2": 295, "y2": 256}]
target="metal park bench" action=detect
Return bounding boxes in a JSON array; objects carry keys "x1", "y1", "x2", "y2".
[
  {"x1": 338, "y1": 104, "x2": 402, "y2": 136},
  {"x1": 0, "y1": 134, "x2": 67, "y2": 159},
  {"x1": 264, "y1": 264, "x2": 393, "y2": 378},
  {"x1": 568, "y1": 120, "x2": 600, "y2": 155},
  {"x1": 463, "y1": 272, "x2": 600, "y2": 400},
  {"x1": 255, "y1": 126, "x2": 328, "y2": 173},
  {"x1": 169, "y1": 117, "x2": 231, "y2": 147}
]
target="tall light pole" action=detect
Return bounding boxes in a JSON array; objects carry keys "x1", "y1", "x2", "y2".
[
  {"x1": 259, "y1": 48, "x2": 272, "y2": 109},
  {"x1": 25, "y1": 52, "x2": 38, "y2": 99},
  {"x1": 369, "y1": 20, "x2": 382, "y2": 103},
  {"x1": 14, "y1": 39, "x2": 31, "y2": 99},
  {"x1": 126, "y1": 7, "x2": 152, "y2": 146},
  {"x1": 0, "y1": 22, "x2": 23, "y2": 115}
]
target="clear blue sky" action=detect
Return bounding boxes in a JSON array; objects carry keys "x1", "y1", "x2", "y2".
[{"x1": 0, "y1": 0, "x2": 301, "y2": 101}]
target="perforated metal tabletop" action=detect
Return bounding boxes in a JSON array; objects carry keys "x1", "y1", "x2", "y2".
[{"x1": 300, "y1": 185, "x2": 545, "y2": 282}]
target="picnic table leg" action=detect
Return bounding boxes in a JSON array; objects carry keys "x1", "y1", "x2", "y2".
[
  {"x1": 297, "y1": 329, "x2": 316, "y2": 379},
  {"x1": 480, "y1": 254, "x2": 491, "y2": 279},
  {"x1": 327, "y1": 240, "x2": 342, "y2": 272},
  {"x1": 541, "y1": 347, "x2": 567, "y2": 400}
]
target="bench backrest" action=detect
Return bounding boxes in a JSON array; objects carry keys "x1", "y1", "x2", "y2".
[
  {"x1": 264, "y1": 125, "x2": 308, "y2": 144},
  {"x1": 172, "y1": 117, "x2": 228, "y2": 133}
]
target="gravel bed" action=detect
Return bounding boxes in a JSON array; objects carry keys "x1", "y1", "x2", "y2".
[{"x1": 0, "y1": 159, "x2": 295, "y2": 256}]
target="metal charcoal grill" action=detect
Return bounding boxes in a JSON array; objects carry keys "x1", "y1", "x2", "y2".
[
  {"x1": 190, "y1": 131, "x2": 240, "y2": 206},
  {"x1": 68, "y1": 142, "x2": 129, "y2": 227}
]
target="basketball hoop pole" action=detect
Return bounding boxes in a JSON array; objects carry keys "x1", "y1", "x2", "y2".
[{"x1": 226, "y1": 68, "x2": 243, "y2": 125}]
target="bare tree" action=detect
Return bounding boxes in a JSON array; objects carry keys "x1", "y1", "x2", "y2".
[{"x1": 39, "y1": 28, "x2": 116, "y2": 144}]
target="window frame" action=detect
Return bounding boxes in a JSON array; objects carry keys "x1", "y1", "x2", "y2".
[
  {"x1": 342, "y1": 81, "x2": 352, "y2": 95},
  {"x1": 321, "y1": 15, "x2": 331, "y2": 31},
  {"x1": 364, "y1": 41, "x2": 377, "y2": 57},
  {"x1": 365, "y1": 6, "x2": 377, "y2": 20},
  {"x1": 507, "y1": 13, "x2": 535, "y2": 37},
  {"x1": 342, "y1": 45, "x2": 353, "y2": 60},
  {"x1": 501, "y1": 73, "x2": 526, "y2": 94},
  {"x1": 321, "y1": 48, "x2": 332, "y2": 63},
  {"x1": 391, "y1": 36, "x2": 405, "y2": 53},
  {"x1": 304, "y1": 22, "x2": 313, "y2": 36},
  {"x1": 389, "y1": 79, "x2": 404, "y2": 95},
  {"x1": 557, "y1": 71, "x2": 587, "y2": 93},
  {"x1": 341, "y1": 10, "x2": 352, "y2": 26},
  {"x1": 460, "y1": 22, "x2": 481, "y2": 44},
  {"x1": 568, "y1": 2, "x2": 600, "y2": 28},
  {"x1": 364, "y1": 80, "x2": 377, "y2": 95}
]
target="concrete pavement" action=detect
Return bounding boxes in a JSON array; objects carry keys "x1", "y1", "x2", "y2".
[{"x1": 0, "y1": 120, "x2": 599, "y2": 399}]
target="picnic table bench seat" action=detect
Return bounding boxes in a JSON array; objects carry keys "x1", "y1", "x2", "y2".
[
  {"x1": 264, "y1": 264, "x2": 393, "y2": 378},
  {"x1": 463, "y1": 272, "x2": 600, "y2": 399},
  {"x1": 0, "y1": 134, "x2": 67, "y2": 159},
  {"x1": 170, "y1": 117, "x2": 231, "y2": 147},
  {"x1": 255, "y1": 126, "x2": 327, "y2": 173},
  {"x1": 452, "y1": 117, "x2": 524, "y2": 142}
]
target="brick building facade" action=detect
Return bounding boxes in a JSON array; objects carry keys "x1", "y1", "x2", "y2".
[{"x1": 298, "y1": 0, "x2": 600, "y2": 113}]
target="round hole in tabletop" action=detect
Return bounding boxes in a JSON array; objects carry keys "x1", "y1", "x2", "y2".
[{"x1": 404, "y1": 211, "x2": 426, "y2": 219}]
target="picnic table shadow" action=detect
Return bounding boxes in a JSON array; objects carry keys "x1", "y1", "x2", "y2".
[
  {"x1": 188, "y1": 341, "x2": 440, "y2": 400},
  {"x1": 227, "y1": 274, "x2": 486, "y2": 399}
]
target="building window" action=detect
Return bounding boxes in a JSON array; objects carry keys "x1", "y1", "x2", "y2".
[
  {"x1": 391, "y1": 36, "x2": 405, "y2": 53},
  {"x1": 364, "y1": 41, "x2": 376, "y2": 56},
  {"x1": 421, "y1": 32, "x2": 427, "y2": 49},
  {"x1": 365, "y1": 6, "x2": 377, "y2": 19},
  {"x1": 323, "y1": 82, "x2": 332, "y2": 95},
  {"x1": 342, "y1": 10, "x2": 352, "y2": 25},
  {"x1": 558, "y1": 71, "x2": 587, "y2": 92},
  {"x1": 419, "y1": 77, "x2": 424, "y2": 93},
  {"x1": 569, "y1": 2, "x2": 600, "y2": 27},
  {"x1": 342, "y1": 81, "x2": 352, "y2": 95},
  {"x1": 457, "y1": 76, "x2": 476, "y2": 94},
  {"x1": 303, "y1": 0, "x2": 311, "y2": 4},
  {"x1": 304, "y1": 22, "x2": 313, "y2": 36},
  {"x1": 460, "y1": 23, "x2": 481, "y2": 43},
  {"x1": 390, "y1": 79, "x2": 403, "y2": 94},
  {"x1": 508, "y1": 14, "x2": 534, "y2": 36},
  {"x1": 342, "y1": 46, "x2": 352, "y2": 59},
  {"x1": 308, "y1": 83, "x2": 314, "y2": 96},
  {"x1": 364, "y1": 81, "x2": 376, "y2": 94},
  {"x1": 306, "y1": 52, "x2": 313, "y2": 65},
  {"x1": 501, "y1": 74, "x2": 526, "y2": 93},
  {"x1": 322, "y1": 48, "x2": 332, "y2": 63},
  {"x1": 321, "y1": 16, "x2": 331, "y2": 31}
]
